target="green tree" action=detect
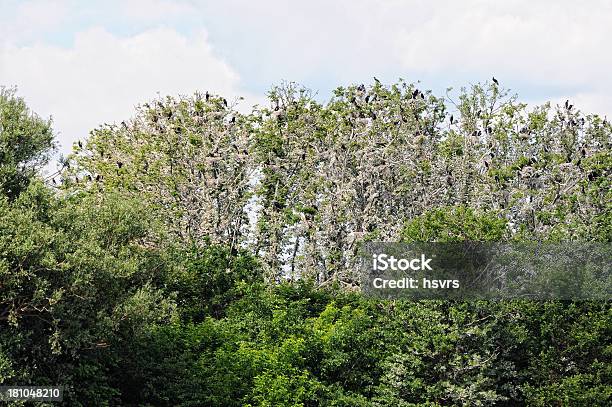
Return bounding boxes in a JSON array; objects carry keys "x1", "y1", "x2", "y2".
[{"x1": 0, "y1": 87, "x2": 55, "y2": 199}]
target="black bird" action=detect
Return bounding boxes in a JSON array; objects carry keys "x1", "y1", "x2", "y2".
[
  {"x1": 412, "y1": 89, "x2": 419, "y2": 99},
  {"x1": 230, "y1": 116, "x2": 236, "y2": 124},
  {"x1": 365, "y1": 95, "x2": 370, "y2": 104},
  {"x1": 222, "y1": 98, "x2": 228, "y2": 108},
  {"x1": 565, "y1": 100, "x2": 569, "y2": 109},
  {"x1": 357, "y1": 84, "x2": 366, "y2": 92},
  {"x1": 96, "y1": 174, "x2": 101, "y2": 182},
  {"x1": 87, "y1": 175, "x2": 92, "y2": 182},
  {"x1": 117, "y1": 161, "x2": 123, "y2": 169},
  {"x1": 205, "y1": 91, "x2": 210, "y2": 101},
  {"x1": 373, "y1": 76, "x2": 381, "y2": 84},
  {"x1": 52, "y1": 178, "x2": 56, "y2": 185},
  {"x1": 78, "y1": 140, "x2": 82, "y2": 148},
  {"x1": 450, "y1": 115, "x2": 454, "y2": 124},
  {"x1": 492, "y1": 77, "x2": 499, "y2": 85},
  {"x1": 581, "y1": 148, "x2": 586, "y2": 157}
]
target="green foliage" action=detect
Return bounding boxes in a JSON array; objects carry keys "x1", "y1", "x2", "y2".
[
  {"x1": 165, "y1": 244, "x2": 263, "y2": 321},
  {"x1": 0, "y1": 183, "x2": 177, "y2": 404},
  {"x1": 0, "y1": 87, "x2": 55, "y2": 199},
  {"x1": 1, "y1": 83, "x2": 610, "y2": 406},
  {"x1": 401, "y1": 206, "x2": 508, "y2": 242}
]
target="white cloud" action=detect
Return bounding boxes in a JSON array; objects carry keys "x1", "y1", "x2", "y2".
[
  {"x1": 0, "y1": 0, "x2": 610, "y2": 165},
  {"x1": 391, "y1": 1, "x2": 612, "y2": 86},
  {"x1": 191, "y1": 0, "x2": 612, "y2": 115},
  {"x1": 0, "y1": 0, "x2": 69, "y2": 42},
  {"x1": 0, "y1": 27, "x2": 258, "y2": 155},
  {"x1": 386, "y1": 0, "x2": 612, "y2": 115}
]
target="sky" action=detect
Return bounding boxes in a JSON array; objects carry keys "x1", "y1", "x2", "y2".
[{"x1": 1, "y1": 0, "x2": 611, "y2": 158}]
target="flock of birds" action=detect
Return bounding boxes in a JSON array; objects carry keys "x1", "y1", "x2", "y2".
[{"x1": 47, "y1": 76, "x2": 601, "y2": 189}]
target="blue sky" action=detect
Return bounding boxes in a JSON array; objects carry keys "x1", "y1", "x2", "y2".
[{"x1": 1, "y1": 0, "x2": 611, "y2": 156}]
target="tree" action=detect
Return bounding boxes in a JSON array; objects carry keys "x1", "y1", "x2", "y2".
[
  {"x1": 70, "y1": 93, "x2": 254, "y2": 251},
  {"x1": 0, "y1": 87, "x2": 55, "y2": 199}
]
